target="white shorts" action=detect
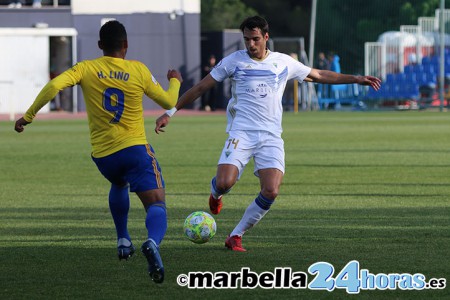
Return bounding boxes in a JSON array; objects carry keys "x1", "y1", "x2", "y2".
[{"x1": 217, "y1": 130, "x2": 285, "y2": 179}]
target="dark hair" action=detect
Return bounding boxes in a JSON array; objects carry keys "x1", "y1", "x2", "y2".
[
  {"x1": 99, "y1": 20, "x2": 127, "y2": 52},
  {"x1": 239, "y1": 16, "x2": 269, "y2": 35}
]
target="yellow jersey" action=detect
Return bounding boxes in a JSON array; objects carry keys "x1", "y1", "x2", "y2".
[{"x1": 24, "y1": 56, "x2": 181, "y2": 158}]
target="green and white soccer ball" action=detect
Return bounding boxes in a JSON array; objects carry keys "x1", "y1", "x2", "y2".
[{"x1": 183, "y1": 211, "x2": 217, "y2": 244}]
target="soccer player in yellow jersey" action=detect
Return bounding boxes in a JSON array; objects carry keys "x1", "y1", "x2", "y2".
[{"x1": 14, "y1": 20, "x2": 182, "y2": 284}]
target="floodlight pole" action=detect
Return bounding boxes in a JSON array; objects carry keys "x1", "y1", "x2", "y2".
[
  {"x1": 308, "y1": 0, "x2": 317, "y2": 68},
  {"x1": 439, "y1": 0, "x2": 445, "y2": 112}
]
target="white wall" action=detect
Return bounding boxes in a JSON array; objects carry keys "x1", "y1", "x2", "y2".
[
  {"x1": 0, "y1": 35, "x2": 49, "y2": 115},
  {"x1": 0, "y1": 28, "x2": 77, "y2": 116},
  {"x1": 71, "y1": 0, "x2": 200, "y2": 15}
]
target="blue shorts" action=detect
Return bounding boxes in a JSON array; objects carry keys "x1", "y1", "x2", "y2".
[{"x1": 92, "y1": 144, "x2": 165, "y2": 192}]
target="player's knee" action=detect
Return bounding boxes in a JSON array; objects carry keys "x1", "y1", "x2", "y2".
[
  {"x1": 136, "y1": 189, "x2": 165, "y2": 210},
  {"x1": 215, "y1": 177, "x2": 235, "y2": 193},
  {"x1": 261, "y1": 187, "x2": 279, "y2": 200}
]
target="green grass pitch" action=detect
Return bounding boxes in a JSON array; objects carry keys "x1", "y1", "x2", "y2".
[{"x1": 1, "y1": 111, "x2": 449, "y2": 299}]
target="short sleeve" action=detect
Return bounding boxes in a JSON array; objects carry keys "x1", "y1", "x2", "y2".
[
  {"x1": 210, "y1": 53, "x2": 236, "y2": 82},
  {"x1": 287, "y1": 56, "x2": 311, "y2": 82}
]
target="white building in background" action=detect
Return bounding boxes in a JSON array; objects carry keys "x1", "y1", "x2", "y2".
[{"x1": 0, "y1": 0, "x2": 201, "y2": 117}]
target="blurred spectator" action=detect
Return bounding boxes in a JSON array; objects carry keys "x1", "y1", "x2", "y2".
[
  {"x1": 316, "y1": 52, "x2": 329, "y2": 71},
  {"x1": 8, "y1": 0, "x2": 23, "y2": 8},
  {"x1": 201, "y1": 54, "x2": 218, "y2": 111},
  {"x1": 316, "y1": 52, "x2": 330, "y2": 98},
  {"x1": 328, "y1": 52, "x2": 341, "y2": 73},
  {"x1": 7, "y1": 0, "x2": 42, "y2": 8},
  {"x1": 32, "y1": 0, "x2": 42, "y2": 8},
  {"x1": 408, "y1": 52, "x2": 417, "y2": 65},
  {"x1": 328, "y1": 52, "x2": 346, "y2": 108}
]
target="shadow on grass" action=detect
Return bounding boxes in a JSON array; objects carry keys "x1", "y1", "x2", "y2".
[{"x1": 1, "y1": 206, "x2": 448, "y2": 299}]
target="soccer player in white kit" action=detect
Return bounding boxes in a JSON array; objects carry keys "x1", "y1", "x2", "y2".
[{"x1": 155, "y1": 16, "x2": 381, "y2": 251}]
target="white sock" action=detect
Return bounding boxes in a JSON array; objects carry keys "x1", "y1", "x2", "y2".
[{"x1": 230, "y1": 200, "x2": 270, "y2": 237}]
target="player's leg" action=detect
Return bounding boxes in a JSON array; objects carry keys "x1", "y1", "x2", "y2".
[
  {"x1": 226, "y1": 131, "x2": 285, "y2": 251},
  {"x1": 128, "y1": 144, "x2": 166, "y2": 284},
  {"x1": 92, "y1": 151, "x2": 135, "y2": 260},
  {"x1": 210, "y1": 131, "x2": 253, "y2": 214},
  {"x1": 127, "y1": 145, "x2": 167, "y2": 245},
  {"x1": 136, "y1": 188, "x2": 167, "y2": 246},
  {"x1": 209, "y1": 164, "x2": 239, "y2": 214},
  {"x1": 136, "y1": 188, "x2": 166, "y2": 284},
  {"x1": 226, "y1": 168, "x2": 283, "y2": 252},
  {"x1": 231, "y1": 168, "x2": 282, "y2": 235},
  {"x1": 109, "y1": 183, "x2": 135, "y2": 259}
]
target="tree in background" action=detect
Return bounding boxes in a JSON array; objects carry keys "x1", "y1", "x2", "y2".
[
  {"x1": 241, "y1": 0, "x2": 311, "y2": 41},
  {"x1": 201, "y1": 0, "x2": 258, "y2": 31}
]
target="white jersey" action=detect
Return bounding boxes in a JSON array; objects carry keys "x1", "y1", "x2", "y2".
[{"x1": 210, "y1": 50, "x2": 311, "y2": 136}]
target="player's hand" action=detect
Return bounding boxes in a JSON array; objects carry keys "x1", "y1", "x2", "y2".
[
  {"x1": 167, "y1": 69, "x2": 183, "y2": 84},
  {"x1": 14, "y1": 117, "x2": 31, "y2": 133},
  {"x1": 359, "y1": 75, "x2": 382, "y2": 91},
  {"x1": 155, "y1": 113, "x2": 171, "y2": 134}
]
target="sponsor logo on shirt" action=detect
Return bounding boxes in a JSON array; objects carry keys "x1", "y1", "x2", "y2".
[{"x1": 245, "y1": 83, "x2": 272, "y2": 98}]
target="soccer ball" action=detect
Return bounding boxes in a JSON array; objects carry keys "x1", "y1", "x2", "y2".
[{"x1": 183, "y1": 211, "x2": 217, "y2": 244}]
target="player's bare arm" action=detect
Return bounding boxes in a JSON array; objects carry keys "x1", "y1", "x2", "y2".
[
  {"x1": 154, "y1": 74, "x2": 217, "y2": 134},
  {"x1": 305, "y1": 68, "x2": 381, "y2": 91},
  {"x1": 176, "y1": 74, "x2": 216, "y2": 111}
]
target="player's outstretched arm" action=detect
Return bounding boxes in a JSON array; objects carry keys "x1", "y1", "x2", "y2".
[
  {"x1": 355, "y1": 75, "x2": 381, "y2": 90},
  {"x1": 154, "y1": 74, "x2": 217, "y2": 134},
  {"x1": 305, "y1": 69, "x2": 381, "y2": 91},
  {"x1": 147, "y1": 69, "x2": 183, "y2": 110},
  {"x1": 14, "y1": 68, "x2": 80, "y2": 134}
]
